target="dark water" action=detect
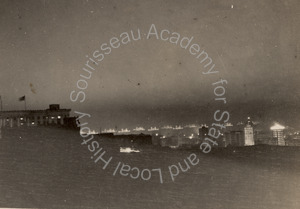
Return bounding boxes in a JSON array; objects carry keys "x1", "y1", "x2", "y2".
[{"x1": 0, "y1": 127, "x2": 300, "y2": 209}]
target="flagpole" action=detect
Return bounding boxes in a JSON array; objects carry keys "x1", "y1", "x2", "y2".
[
  {"x1": 0, "y1": 96, "x2": 2, "y2": 111},
  {"x1": 24, "y1": 98, "x2": 27, "y2": 110}
]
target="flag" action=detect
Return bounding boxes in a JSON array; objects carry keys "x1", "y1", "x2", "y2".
[{"x1": 19, "y1": 96, "x2": 25, "y2": 101}]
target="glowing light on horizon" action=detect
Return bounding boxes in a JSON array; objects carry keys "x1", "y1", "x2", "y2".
[
  {"x1": 185, "y1": 124, "x2": 197, "y2": 128},
  {"x1": 173, "y1": 125, "x2": 183, "y2": 130},
  {"x1": 102, "y1": 128, "x2": 116, "y2": 133},
  {"x1": 161, "y1": 125, "x2": 173, "y2": 129},
  {"x1": 270, "y1": 123, "x2": 285, "y2": 130}
]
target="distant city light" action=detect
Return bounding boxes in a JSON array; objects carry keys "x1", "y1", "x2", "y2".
[
  {"x1": 185, "y1": 124, "x2": 197, "y2": 128},
  {"x1": 225, "y1": 122, "x2": 233, "y2": 127},
  {"x1": 173, "y1": 125, "x2": 183, "y2": 130},
  {"x1": 102, "y1": 128, "x2": 116, "y2": 133},
  {"x1": 88, "y1": 130, "x2": 98, "y2": 135},
  {"x1": 57, "y1": 116, "x2": 61, "y2": 119},
  {"x1": 161, "y1": 125, "x2": 173, "y2": 129}
]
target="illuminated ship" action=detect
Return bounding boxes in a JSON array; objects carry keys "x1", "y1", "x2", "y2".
[
  {"x1": 102, "y1": 128, "x2": 117, "y2": 133},
  {"x1": 118, "y1": 128, "x2": 131, "y2": 133},
  {"x1": 88, "y1": 130, "x2": 99, "y2": 135},
  {"x1": 148, "y1": 127, "x2": 159, "y2": 131},
  {"x1": 133, "y1": 127, "x2": 145, "y2": 131}
]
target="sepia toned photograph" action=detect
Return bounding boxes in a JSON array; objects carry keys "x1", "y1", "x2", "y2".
[{"x1": 0, "y1": 0, "x2": 299, "y2": 208}]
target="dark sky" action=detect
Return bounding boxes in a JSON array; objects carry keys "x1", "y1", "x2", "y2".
[{"x1": 0, "y1": 0, "x2": 299, "y2": 130}]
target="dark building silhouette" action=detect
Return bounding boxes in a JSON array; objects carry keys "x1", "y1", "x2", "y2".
[
  {"x1": 0, "y1": 104, "x2": 75, "y2": 128},
  {"x1": 223, "y1": 117, "x2": 254, "y2": 147},
  {"x1": 199, "y1": 125, "x2": 209, "y2": 139}
]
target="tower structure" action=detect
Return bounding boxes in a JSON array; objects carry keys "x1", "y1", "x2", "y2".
[
  {"x1": 244, "y1": 117, "x2": 254, "y2": 146},
  {"x1": 270, "y1": 123, "x2": 285, "y2": 146}
]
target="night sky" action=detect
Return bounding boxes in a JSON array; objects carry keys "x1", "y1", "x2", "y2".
[{"x1": 0, "y1": 0, "x2": 299, "y2": 130}]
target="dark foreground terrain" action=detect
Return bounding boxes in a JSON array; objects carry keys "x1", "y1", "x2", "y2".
[{"x1": 0, "y1": 127, "x2": 300, "y2": 209}]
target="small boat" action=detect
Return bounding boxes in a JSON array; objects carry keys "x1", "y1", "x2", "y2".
[{"x1": 120, "y1": 147, "x2": 140, "y2": 153}]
